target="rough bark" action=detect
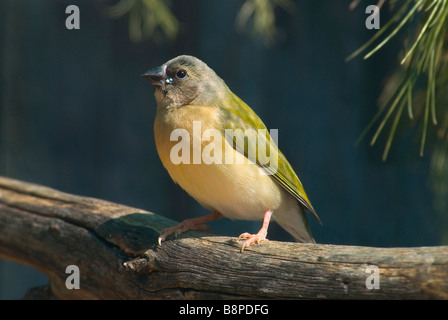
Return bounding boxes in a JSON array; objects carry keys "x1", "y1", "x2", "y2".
[{"x1": 0, "y1": 176, "x2": 447, "y2": 299}]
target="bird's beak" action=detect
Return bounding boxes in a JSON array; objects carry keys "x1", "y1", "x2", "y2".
[{"x1": 142, "y1": 65, "x2": 167, "y2": 87}]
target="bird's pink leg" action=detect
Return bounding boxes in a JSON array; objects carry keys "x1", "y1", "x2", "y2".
[
  {"x1": 158, "y1": 211, "x2": 223, "y2": 245},
  {"x1": 238, "y1": 210, "x2": 273, "y2": 252}
]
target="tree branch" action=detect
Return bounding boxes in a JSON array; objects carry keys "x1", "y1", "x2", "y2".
[{"x1": 0, "y1": 176, "x2": 447, "y2": 299}]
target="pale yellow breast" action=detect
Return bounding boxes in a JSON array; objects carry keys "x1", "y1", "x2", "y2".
[{"x1": 154, "y1": 105, "x2": 283, "y2": 220}]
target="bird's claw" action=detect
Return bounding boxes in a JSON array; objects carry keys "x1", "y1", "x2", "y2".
[
  {"x1": 158, "y1": 221, "x2": 212, "y2": 246},
  {"x1": 238, "y1": 232, "x2": 268, "y2": 253}
]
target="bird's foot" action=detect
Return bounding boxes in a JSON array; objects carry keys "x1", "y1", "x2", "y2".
[
  {"x1": 158, "y1": 220, "x2": 211, "y2": 245},
  {"x1": 237, "y1": 210, "x2": 272, "y2": 253},
  {"x1": 158, "y1": 211, "x2": 222, "y2": 246},
  {"x1": 238, "y1": 231, "x2": 268, "y2": 253}
]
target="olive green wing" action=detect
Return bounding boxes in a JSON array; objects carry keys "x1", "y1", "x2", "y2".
[{"x1": 220, "y1": 92, "x2": 322, "y2": 224}]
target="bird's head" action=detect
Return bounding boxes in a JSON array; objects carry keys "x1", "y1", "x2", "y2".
[{"x1": 142, "y1": 55, "x2": 228, "y2": 109}]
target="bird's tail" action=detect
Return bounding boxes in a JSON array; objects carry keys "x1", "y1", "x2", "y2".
[{"x1": 273, "y1": 203, "x2": 316, "y2": 243}]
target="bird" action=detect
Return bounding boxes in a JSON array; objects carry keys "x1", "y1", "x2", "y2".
[{"x1": 142, "y1": 55, "x2": 321, "y2": 252}]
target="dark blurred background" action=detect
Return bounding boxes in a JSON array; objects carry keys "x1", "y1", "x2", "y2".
[{"x1": 0, "y1": 0, "x2": 445, "y2": 299}]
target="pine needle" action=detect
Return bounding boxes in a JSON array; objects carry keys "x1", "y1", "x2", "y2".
[{"x1": 349, "y1": 0, "x2": 448, "y2": 160}]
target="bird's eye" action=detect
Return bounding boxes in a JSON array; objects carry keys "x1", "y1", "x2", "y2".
[{"x1": 176, "y1": 70, "x2": 187, "y2": 79}]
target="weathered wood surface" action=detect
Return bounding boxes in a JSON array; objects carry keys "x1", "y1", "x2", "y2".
[{"x1": 0, "y1": 176, "x2": 447, "y2": 299}]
